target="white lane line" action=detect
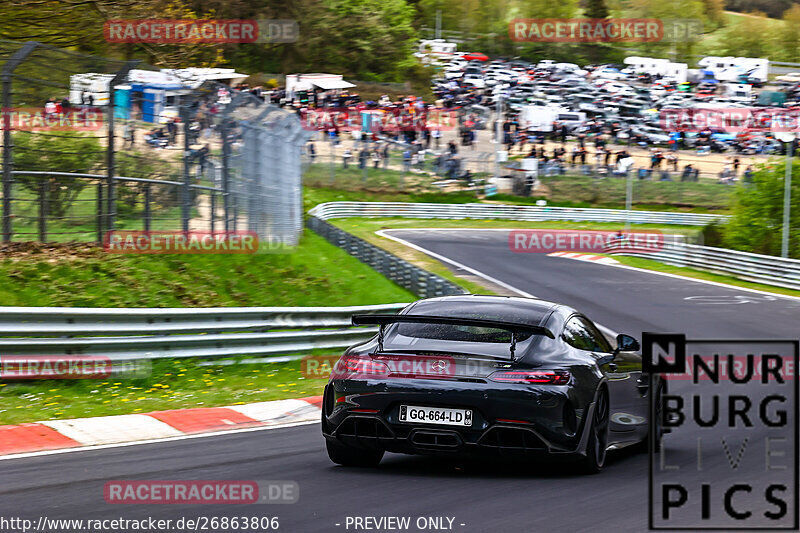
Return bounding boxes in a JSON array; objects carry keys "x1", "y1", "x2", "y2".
[
  {"x1": 0, "y1": 419, "x2": 319, "y2": 462},
  {"x1": 379, "y1": 228, "x2": 800, "y2": 303},
  {"x1": 376, "y1": 230, "x2": 537, "y2": 299}
]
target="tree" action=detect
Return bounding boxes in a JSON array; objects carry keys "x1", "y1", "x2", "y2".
[
  {"x1": 700, "y1": 0, "x2": 725, "y2": 27},
  {"x1": 722, "y1": 160, "x2": 800, "y2": 258},
  {"x1": 718, "y1": 11, "x2": 774, "y2": 58},
  {"x1": 775, "y1": 4, "x2": 800, "y2": 62},
  {"x1": 584, "y1": 0, "x2": 609, "y2": 19}
]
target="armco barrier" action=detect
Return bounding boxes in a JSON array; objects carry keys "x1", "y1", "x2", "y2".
[
  {"x1": 308, "y1": 202, "x2": 727, "y2": 226},
  {"x1": 307, "y1": 216, "x2": 466, "y2": 298},
  {"x1": 604, "y1": 240, "x2": 800, "y2": 292},
  {"x1": 0, "y1": 304, "x2": 408, "y2": 360}
]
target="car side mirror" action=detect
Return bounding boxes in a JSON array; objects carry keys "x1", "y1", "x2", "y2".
[{"x1": 616, "y1": 334, "x2": 640, "y2": 353}]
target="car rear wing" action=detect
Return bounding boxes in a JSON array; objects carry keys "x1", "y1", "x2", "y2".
[{"x1": 351, "y1": 314, "x2": 554, "y2": 361}]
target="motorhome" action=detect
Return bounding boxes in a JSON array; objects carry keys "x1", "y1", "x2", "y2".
[
  {"x1": 622, "y1": 56, "x2": 670, "y2": 76},
  {"x1": 518, "y1": 105, "x2": 585, "y2": 132},
  {"x1": 697, "y1": 56, "x2": 769, "y2": 84},
  {"x1": 415, "y1": 39, "x2": 458, "y2": 66}
]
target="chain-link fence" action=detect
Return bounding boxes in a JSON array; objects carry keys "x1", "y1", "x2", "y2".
[{"x1": 0, "y1": 40, "x2": 307, "y2": 245}]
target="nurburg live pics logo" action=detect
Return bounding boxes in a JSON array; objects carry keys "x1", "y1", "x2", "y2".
[{"x1": 643, "y1": 333, "x2": 798, "y2": 530}]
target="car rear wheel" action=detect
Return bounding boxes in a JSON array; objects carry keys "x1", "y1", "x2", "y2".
[
  {"x1": 326, "y1": 440, "x2": 384, "y2": 467},
  {"x1": 577, "y1": 388, "x2": 609, "y2": 475}
]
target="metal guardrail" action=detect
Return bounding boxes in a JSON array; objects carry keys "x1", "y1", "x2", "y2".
[
  {"x1": 604, "y1": 240, "x2": 800, "y2": 291},
  {"x1": 0, "y1": 304, "x2": 408, "y2": 360},
  {"x1": 308, "y1": 202, "x2": 727, "y2": 226},
  {"x1": 307, "y1": 216, "x2": 466, "y2": 299}
]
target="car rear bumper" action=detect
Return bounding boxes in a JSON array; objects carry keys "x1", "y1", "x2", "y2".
[{"x1": 321, "y1": 381, "x2": 594, "y2": 458}]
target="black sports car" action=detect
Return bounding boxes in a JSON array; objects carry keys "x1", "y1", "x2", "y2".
[{"x1": 321, "y1": 295, "x2": 664, "y2": 474}]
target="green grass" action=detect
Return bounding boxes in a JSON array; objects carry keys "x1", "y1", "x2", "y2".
[
  {"x1": 0, "y1": 229, "x2": 414, "y2": 307},
  {"x1": 0, "y1": 227, "x2": 415, "y2": 423},
  {"x1": 526, "y1": 175, "x2": 733, "y2": 212},
  {"x1": 0, "y1": 356, "x2": 330, "y2": 425}
]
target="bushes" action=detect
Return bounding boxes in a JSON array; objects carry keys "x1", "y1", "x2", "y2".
[{"x1": 719, "y1": 161, "x2": 800, "y2": 258}]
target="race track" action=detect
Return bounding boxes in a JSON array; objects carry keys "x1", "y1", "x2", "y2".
[{"x1": 4, "y1": 229, "x2": 798, "y2": 533}]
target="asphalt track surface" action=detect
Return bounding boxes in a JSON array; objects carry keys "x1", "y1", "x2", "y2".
[{"x1": 4, "y1": 229, "x2": 799, "y2": 533}]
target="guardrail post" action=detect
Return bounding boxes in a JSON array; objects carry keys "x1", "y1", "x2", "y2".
[{"x1": 2, "y1": 41, "x2": 39, "y2": 243}]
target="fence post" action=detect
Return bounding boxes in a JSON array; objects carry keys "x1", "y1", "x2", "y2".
[
  {"x1": 106, "y1": 60, "x2": 138, "y2": 235},
  {"x1": 210, "y1": 193, "x2": 216, "y2": 233},
  {"x1": 220, "y1": 115, "x2": 231, "y2": 233},
  {"x1": 96, "y1": 182, "x2": 104, "y2": 244},
  {"x1": 2, "y1": 41, "x2": 39, "y2": 243},
  {"x1": 180, "y1": 101, "x2": 192, "y2": 233},
  {"x1": 143, "y1": 183, "x2": 151, "y2": 233},
  {"x1": 38, "y1": 177, "x2": 48, "y2": 242}
]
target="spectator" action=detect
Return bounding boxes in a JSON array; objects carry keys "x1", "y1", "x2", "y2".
[
  {"x1": 308, "y1": 142, "x2": 316, "y2": 163},
  {"x1": 681, "y1": 164, "x2": 694, "y2": 182},
  {"x1": 743, "y1": 165, "x2": 754, "y2": 182},
  {"x1": 666, "y1": 153, "x2": 678, "y2": 172},
  {"x1": 402, "y1": 148, "x2": 412, "y2": 172},
  {"x1": 197, "y1": 144, "x2": 210, "y2": 174},
  {"x1": 167, "y1": 119, "x2": 178, "y2": 145},
  {"x1": 432, "y1": 129, "x2": 441, "y2": 149},
  {"x1": 342, "y1": 149, "x2": 352, "y2": 168}
]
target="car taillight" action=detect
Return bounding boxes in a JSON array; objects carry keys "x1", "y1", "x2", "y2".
[
  {"x1": 489, "y1": 370, "x2": 570, "y2": 385},
  {"x1": 330, "y1": 354, "x2": 389, "y2": 379}
]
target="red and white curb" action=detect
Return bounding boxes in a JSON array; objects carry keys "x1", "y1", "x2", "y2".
[
  {"x1": 547, "y1": 252, "x2": 619, "y2": 265},
  {"x1": 0, "y1": 396, "x2": 322, "y2": 457}
]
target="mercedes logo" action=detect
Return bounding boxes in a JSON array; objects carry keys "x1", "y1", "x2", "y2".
[{"x1": 430, "y1": 359, "x2": 448, "y2": 373}]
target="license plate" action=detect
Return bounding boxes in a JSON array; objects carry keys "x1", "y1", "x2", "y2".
[{"x1": 398, "y1": 405, "x2": 472, "y2": 427}]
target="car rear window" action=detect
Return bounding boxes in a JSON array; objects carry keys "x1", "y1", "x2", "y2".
[{"x1": 386, "y1": 300, "x2": 551, "y2": 349}]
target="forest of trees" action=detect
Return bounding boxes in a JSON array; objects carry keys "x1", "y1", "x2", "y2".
[{"x1": 2, "y1": 0, "x2": 800, "y2": 81}]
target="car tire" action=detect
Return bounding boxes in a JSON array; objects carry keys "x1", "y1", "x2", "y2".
[
  {"x1": 577, "y1": 388, "x2": 609, "y2": 475},
  {"x1": 326, "y1": 440, "x2": 384, "y2": 467}
]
